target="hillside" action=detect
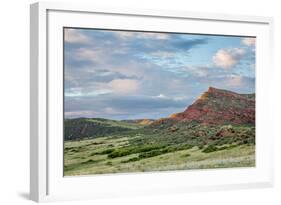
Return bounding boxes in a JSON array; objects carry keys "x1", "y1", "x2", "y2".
[
  {"x1": 64, "y1": 118, "x2": 143, "y2": 140},
  {"x1": 163, "y1": 87, "x2": 255, "y2": 125},
  {"x1": 122, "y1": 119, "x2": 155, "y2": 125}
]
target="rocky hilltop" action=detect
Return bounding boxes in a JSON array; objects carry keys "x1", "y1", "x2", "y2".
[{"x1": 157, "y1": 87, "x2": 255, "y2": 125}]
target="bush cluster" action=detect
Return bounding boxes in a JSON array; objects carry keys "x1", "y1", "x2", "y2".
[
  {"x1": 120, "y1": 144, "x2": 194, "y2": 163},
  {"x1": 108, "y1": 144, "x2": 165, "y2": 158},
  {"x1": 202, "y1": 144, "x2": 239, "y2": 153}
]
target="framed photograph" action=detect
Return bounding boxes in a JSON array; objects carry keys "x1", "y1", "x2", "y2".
[{"x1": 30, "y1": 2, "x2": 274, "y2": 202}]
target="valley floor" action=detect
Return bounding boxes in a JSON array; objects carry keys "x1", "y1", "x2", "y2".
[{"x1": 64, "y1": 135, "x2": 255, "y2": 176}]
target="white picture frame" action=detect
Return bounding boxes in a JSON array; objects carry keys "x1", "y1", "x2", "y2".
[{"x1": 30, "y1": 2, "x2": 274, "y2": 202}]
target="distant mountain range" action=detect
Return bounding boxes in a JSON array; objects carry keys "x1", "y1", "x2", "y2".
[{"x1": 64, "y1": 87, "x2": 255, "y2": 140}]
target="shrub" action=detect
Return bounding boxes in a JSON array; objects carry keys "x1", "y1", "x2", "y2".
[
  {"x1": 106, "y1": 161, "x2": 112, "y2": 165},
  {"x1": 108, "y1": 149, "x2": 132, "y2": 158},
  {"x1": 99, "y1": 148, "x2": 115, "y2": 154},
  {"x1": 81, "y1": 159, "x2": 95, "y2": 164},
  {"x1": 182, "y1": 153, "x2": 191, "y2": 157},
  {"x1": 198, "y1": 144, "x2": 204, "y2": 149},
  {"x1": 139, "y1": 150, "x2": 164, "y2": 159},
  {"x1": 107, "y1": 144, "x2": 165, "y2": 158},
  {"x1": 121, "y1": 157, "x2": 140, "y2": 163},
  {"x1": 226, "y1": 144, "x2": 238, "y2": 149},
  {"x1": 217, "y1": 146, "x2": 228, "y2": 151},
  {"x1": 202, "y1": 145, "x2": 218, "y2": 153}
]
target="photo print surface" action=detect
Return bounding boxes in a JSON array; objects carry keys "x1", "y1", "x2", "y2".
[{"x1": 64, "y1": 28, "x2": 255, "y2": 176}]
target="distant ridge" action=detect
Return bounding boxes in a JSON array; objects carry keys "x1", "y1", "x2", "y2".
[{"x1": 122, "y1": 119, "x2": 155, "y2": 125}]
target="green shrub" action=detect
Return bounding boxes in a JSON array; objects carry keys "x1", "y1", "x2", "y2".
[
  {"x1": 198, "y1": 145, "x2": 204, "y2": 149},
  {"x1": 182, "y1": 153, "x2": 191, "y2": 157},
  {"x1": 99, "y1": 149, "x2": 115, "y2": 154},
  {"x1": 217, "y1": 145, "x2": 228, "y2": 151},
  {"x1": 81, "y1": 159, "x2": 95, "y2": 164},
  {"x1": 121, "y1": 157, "x2": 140, "y2": 163},
  {"x1": 89, "y1": 152, "x2": 96, "y2": 156},
  {"x1": 108, "y1": 149, "x2": 132, "y2": 158},
  {"x1": 202, "y1": 145, "x2": 218, "y2": 153},
  {"x1": 107, "y1": 144, "x2": 165, "y2": 158},
  {"x1": 106, "y1": 161, "x2": 112, "y2": 165},
  {"x1": 226, "y1": 144, "x2": 238, "y2": 149},
  {"x1": 139, "y1": 150, "x2": 164, "y2": 159}
]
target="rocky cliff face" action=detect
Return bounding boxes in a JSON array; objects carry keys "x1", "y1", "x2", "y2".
[{"x1": 155, "y1": 87, "x2": 255, "y2": 125}]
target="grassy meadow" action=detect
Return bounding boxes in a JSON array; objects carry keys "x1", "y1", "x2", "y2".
[{"x1": 64, "y1": 118, "x2": 255, "y2": 176}]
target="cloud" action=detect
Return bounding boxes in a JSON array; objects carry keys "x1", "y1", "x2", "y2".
[
  {"x1": 150, "y1": 51, "x2": 175, "y2": 58},
  {"x1": 109, "y1": 79, "x2": 140, "y2": 94},
  {"x1": 64, "y1": 29, "x2": 90, "y2": 43},
  {"x1": 223, "y1": 75, "x2": 255, "y2": 93},
  {"x1": 65, "y1": 89, "x2": 112, "y2": 97},
  {"x1": 226, "y1": 75, "x2": 243, "y2": 87},
  {"x1": 183, "y1": 66, "x2": 212, "y2": 77},
  {"x1": 73, "y1": 48, "x2": 106, "y2": 64},
  {"x1": 200, "y1": 74, "x2": 255, "y2": 93},
  {"x1": 152, "y1": 93, "x2": 190, "y2": 102},
  {"x1": 171, "y1": 38, "x2": 208, "y2": 51},
  {"x1": 104, "y1": 107, "x2": 127, "y2": 115},
  {"x1": 213, "y1": 48, "x2": 245, "y2": 69},
  {"x1": 65, "y1": 30, "x2": 209, "y2": 76},
  {"x1": 65, "y1": 110, "x2": 98, "y2": 118},
  {"x1": 153, "y1": 94, "x2": 168, "y2": 99},
  {"x1": 115, "y1": 31, "x2": 170, "y2": 40},
  {"x1": 242, "y1": 38, "x2": 256, "y2": 46},
  {"x1": 64, "y1": 93, "x2": 191, "y2": 120},
  {"x1": 64, "y1": 28, "x2": 255, "y2": 119}
]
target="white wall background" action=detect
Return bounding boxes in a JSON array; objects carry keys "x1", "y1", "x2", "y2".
[{"x1": 0, "y1": 0, "x2": 280, "y2": 204}]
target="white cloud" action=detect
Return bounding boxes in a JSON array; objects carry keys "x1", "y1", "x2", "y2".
[
  {"x1": 225, "y1": 75, "x2": 253, "y2": 88},
  {"x1": 65, "y1": 89, "x2": 112, "y2": 97},
  {"x1": 152, "y1": 93, "x2": 188, "y2": 102},
  {"x1": 104, "y1": 107, "x2": 126, "y2": 115},
  {"x1": 137, "y1": 33, "x2": 169, "y2": 39},
  {"x1": 115, "y1": 31, "x2": 169, "y2": 40},
  {"x1": 242, "y1": 38, "x2": 256, "y2": 46},
  {"x1": 71, "y1": 48, "x2": 144, "y2": 77},
  {"x1": 109, "y1": 79, "x2": 139, "y2": 94},
  {"x1": 173, "y1": 96, "x2": 189, "y2": 101},
  {"x1": 75, "y1": 48, "x2": 100, "y2": 61},
  {"x1": 64, "y1": 110, "x2": 98, "y2": 118},
  {"x1": 227, "y1": 75, "x2": 243, "y2": 87},
  {"x1": 150, "y1": 51, "x2": 175, "y2": 58},
  {"x1": 72, "y1": 48, "x2": 107, "y2": 64},
  {"x1": 213, "y1": 48, "x2": 245, "y2": 69},
  {"x1": 64, "y1": 29, "x2": 90, "y2": 43},
  {"x1": 153, "y1": 94, "x2": 168, "y2": 99},
  {"x1": 112, "y1": 66, "x2": 143, "y2": 77},
  {"x1": 184, "y1": 66, "x2": 211, "y2": 77}
]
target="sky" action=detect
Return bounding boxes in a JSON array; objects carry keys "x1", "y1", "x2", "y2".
[{"x1": 64, "y1": 28, "x2": 256, "y2": 120}]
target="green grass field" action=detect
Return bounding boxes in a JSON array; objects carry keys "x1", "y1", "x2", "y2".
[{"x1": 64, "y1": 122, "x2": 255, "y2": 176}]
